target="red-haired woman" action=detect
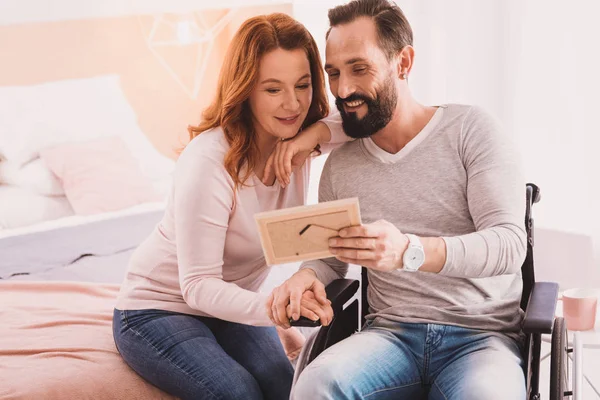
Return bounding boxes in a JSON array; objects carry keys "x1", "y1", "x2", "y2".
[{"x1": 113, "y1": 13, "x2": 345, "y2": 400}]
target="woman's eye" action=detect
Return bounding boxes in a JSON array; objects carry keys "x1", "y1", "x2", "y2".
[
  {"x1": 296, "y1": 84, "x2": 310, "y2": 90},
  {"x1": 266, "y1": 88, "x2": 281, "y2": 94}
]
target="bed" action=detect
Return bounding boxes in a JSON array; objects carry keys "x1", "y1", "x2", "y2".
[
  {"x1": 0, "y1": 75, "x2": 182, "y2": 398},
  {"x1": 0, "y1": 231, "x2": 308, "y2": 400},
  {"x1": 0, "y1": 281, "x2": 178, "y2": 400},
  {"x1": 0, "y1": 204, "x2": 182, "y2": 399}
]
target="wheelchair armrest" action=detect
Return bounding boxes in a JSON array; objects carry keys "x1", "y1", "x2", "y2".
[
  {"x1": 290, "y1": 279, "x2": 360, "y2": 327},
  {"x1": 522, "y1": 281, "x2": 559, "y2": 334}
]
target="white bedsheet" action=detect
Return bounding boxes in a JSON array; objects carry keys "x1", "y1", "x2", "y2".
[
  {"x1": 0, "y1": 201, "x2": 165, "y2": 239},
  {"x1": 0, "y1": 202, "x2": 165, "y2": 279},
  {"x1": 6, "y1": 249, "x2": 134, "y2": 284}
]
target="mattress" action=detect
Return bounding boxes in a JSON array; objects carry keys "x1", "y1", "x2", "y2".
[
  {"x1": 0, "y1": 281, "x2": 176, "y2": 400},
  {"x1": 0, "y1": 202, "x2": 165, "y2": 279}
]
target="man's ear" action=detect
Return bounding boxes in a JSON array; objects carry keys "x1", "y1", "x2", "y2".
[{"x1": 396, "y1": 45, "x2": 414, "y2": 79}]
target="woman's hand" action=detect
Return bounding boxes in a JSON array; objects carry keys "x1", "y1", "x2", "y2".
[
  {"x1": 263, "y1": 121, "x2": 331, "y2": 188},
  {"x1": 285, "y1": 290, "x2": 333, "y2": 326},
  {"x1": 266, "y1": 269, "x2": 330, "y2": 328}
]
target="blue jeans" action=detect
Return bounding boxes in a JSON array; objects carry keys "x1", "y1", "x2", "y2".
[
  {"x1": 113, "y1": 309, "x2": 293, "y2": 400},
  {"x1": 294, "y1": 318, "x2": 525, "y2": 400}
]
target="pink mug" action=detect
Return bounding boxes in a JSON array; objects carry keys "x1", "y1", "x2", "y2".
[{"x1": 562, "y1": 288, "x2": 598, "y2": 331}]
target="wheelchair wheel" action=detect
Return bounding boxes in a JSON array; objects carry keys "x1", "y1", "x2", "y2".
[{"x1": 550, "y1": 317, "x2": 570, "y2": 400}]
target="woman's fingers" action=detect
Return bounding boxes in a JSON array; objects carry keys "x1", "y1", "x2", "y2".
[
  {"x1": 272, "y1": 289, "x2": 291, "y2": 328},
  {"x1": 282, "y1": 145, "x2": 294, "y2": 182},
  {"x1": 262, "y1": 152, "x2": 276, "y2": 186},
  {"x1": 266, "y1": 292, "x2": 275, "y2": 324},
  {"x1": 289, "y1": 288, "x2": 302, "y2": 321},
  {"x1": 276, "y1": 143, "x2": 288, "y2": 186}
]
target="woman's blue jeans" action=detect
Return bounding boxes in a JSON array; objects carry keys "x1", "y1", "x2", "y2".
[{"x1": 113, "y1": 308, "x2": 293, "y2": 400}]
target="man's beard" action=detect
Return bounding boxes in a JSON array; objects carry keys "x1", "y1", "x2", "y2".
[{"x1": 335, "y1": 75, "x2": 397, "y2": 139}]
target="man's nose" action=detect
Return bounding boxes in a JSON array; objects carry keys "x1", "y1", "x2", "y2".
[{"x1": 336, "y1": 74, "x2": 356, "y2": 100}]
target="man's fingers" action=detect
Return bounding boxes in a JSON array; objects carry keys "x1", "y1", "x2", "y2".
[
  {"x1": 300, "y1": 298, "x2": 333, "y2": 326},
  {"x1": 338, "y1": 224, "x2": 381, "y2": 239},
  {"x1": 287, "y1": 304, "x2": 319, "y2": 322},
  {"x1": 329, "y1": 237, "x2": 376, "y2": 250},
  {"x1": 331, "y1": 248, "x2": 377, "y2": 260}
]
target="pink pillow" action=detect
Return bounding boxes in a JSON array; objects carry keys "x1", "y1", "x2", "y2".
[{"x1": 39, "y1": 137, "x2": 160, "y2": 215}]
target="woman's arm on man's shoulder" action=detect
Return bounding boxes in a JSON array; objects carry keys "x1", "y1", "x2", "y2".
[{"x1": 262, "y1": 110, "x2": 351, "y2": 187}]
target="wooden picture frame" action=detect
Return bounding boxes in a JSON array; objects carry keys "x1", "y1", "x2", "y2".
[{"x1": 254, "y1": 198, "x2": 362, "y2": 266}]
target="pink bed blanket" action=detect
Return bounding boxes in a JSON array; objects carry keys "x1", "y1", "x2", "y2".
[{"x1": 0, "y1": 281, "x2": 176, "y2": 400}]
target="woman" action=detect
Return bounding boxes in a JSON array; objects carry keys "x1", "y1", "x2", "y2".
[{"x1": 113, "y1": 13, "x2": 345, "y2": 400}]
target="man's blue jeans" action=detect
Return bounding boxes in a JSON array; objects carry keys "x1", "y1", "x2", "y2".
[
  {"x1": 113, "y1": 308, "x2": 293, "y2": 400},
  {"x1": 294, "y1": 318, "x2": 526, "y2": 400}
]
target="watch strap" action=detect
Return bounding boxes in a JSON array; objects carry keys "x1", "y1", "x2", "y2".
[{"x1": 405, "y1": 233, "x2": 422, "y2": 249}]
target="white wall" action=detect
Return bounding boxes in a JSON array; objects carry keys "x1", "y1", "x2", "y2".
[{"x1": 0, "y1": 0, "x2": 293, "y2": 25}]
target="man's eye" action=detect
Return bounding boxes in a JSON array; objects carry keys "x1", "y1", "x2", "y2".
[
  {"x1": 354, "y1": 68, "x2": 367, "y2": 74},
  {"x1": 327, "y1": 72, "x2": 340, "y2": 78}
]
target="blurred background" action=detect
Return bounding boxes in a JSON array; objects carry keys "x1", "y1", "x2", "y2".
[{"x1": 1, "y1": 0, "x2": 599, "y2": 288}]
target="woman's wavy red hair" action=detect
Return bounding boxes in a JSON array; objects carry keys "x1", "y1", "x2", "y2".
[{"x1": 188, "y1": 13, "x2": 329, "y2": 190}]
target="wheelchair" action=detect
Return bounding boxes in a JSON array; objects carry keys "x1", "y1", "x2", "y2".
[{"x1": 292, "y1": 183, "x2": 571, "y2": 400}]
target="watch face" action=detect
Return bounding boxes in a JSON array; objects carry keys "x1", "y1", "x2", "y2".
[{"x1": 404, "y1": 248, "x2": 425, "y2": 270}]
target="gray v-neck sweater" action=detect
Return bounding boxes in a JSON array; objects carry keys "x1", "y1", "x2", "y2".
[{"x1": 302, "y1": 104, "x2": 528, "y2": 334}]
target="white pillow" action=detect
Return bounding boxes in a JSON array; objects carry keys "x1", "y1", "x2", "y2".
[
  {"x1": 0, "y1": 185, "x2": 74, "y2": 229},
  {"x1": 0, "y1": 158, "x2": 64, "y2": 196},
  {"x1": 0, "y1": 75, "x2": 175, "y2": 181}
]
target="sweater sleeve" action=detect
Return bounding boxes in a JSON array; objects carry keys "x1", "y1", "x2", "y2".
[
  {"x1": 299, "y1": 153, "x2": 349, "y2": 285},
  {"x1": 440, "y1": 106, "x2": 527, "y2": 279},
  {"x1": 173, "y1": 143, "x2": 272, "y2": 326},
  {"x1": 318, "y1": 110, "x2": 352, "y2": 154}
]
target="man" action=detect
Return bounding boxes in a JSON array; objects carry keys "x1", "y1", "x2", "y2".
[{"x1": 267, "y1": 0, "x2": 528, "y2": 398}]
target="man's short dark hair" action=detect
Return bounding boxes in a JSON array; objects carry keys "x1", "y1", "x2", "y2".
[{"x1": 327, "y1": 0, "x2": 413, "y2": 60}]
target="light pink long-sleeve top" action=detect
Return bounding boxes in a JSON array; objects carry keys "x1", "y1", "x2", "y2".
[{"x1": 115, "y1": 119, "x2": 344, "y2": 326}]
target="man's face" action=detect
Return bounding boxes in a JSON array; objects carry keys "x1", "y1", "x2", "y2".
[{"x1": 325, "y1": 17, "x2": 398, "y2": 139}]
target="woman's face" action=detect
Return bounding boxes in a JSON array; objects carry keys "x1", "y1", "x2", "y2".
[{"x1": 248, "y1": 48, "x2": 313, "y2": 142}]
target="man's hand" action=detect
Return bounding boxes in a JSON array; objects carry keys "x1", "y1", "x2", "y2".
[
  {"x1": 328, "y1": 220, "x2": 409, "y2": 272},
  {"x1": 285, "y1": 290, "x2": 334, "y2": 327},
  {"x1": 262, "y1": 122, "x2": 330, "y2": 188},
  {"x1": 266, "y1": 269, "x2": 330, "y2": 328}
]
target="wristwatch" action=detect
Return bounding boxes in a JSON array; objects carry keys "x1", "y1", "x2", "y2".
[{"x1": 402, "y1": 234, "x2": 425, "y2": 272}]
